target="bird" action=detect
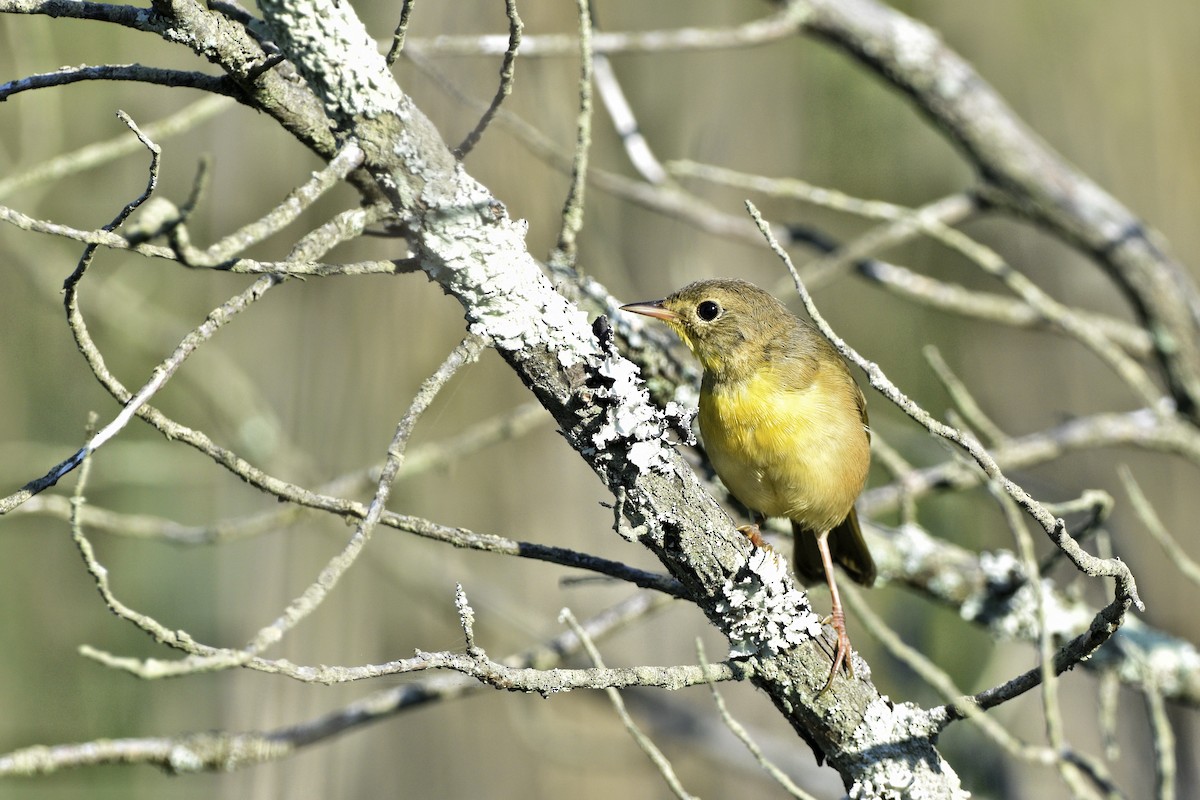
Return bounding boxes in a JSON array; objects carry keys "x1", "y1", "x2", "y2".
[{"x1": 622, "y1": 278, "x2": 874, "y2": 692}]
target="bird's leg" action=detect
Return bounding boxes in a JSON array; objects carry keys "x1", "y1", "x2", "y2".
[
  {"x1": 736, "y1": 513, "x2": 773, "y2": 551},
  {"x1": 816, "y1": 529, "x2": 853, "y2": 695}
]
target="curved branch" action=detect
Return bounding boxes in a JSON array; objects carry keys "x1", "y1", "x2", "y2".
[
  {"x1": 0, "y1": 63, "x2": 237, "y2": 100},
  {"x1": 0, "y1": 0, "x2": 148, "y2": 28},
  {"x1": 798, "y1": 0, "x2": 1200, "y2": 418}
]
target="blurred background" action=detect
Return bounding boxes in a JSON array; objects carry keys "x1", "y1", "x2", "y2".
[{"x1": 1, "y1": 1, "x2": 1197, "y2": 797}]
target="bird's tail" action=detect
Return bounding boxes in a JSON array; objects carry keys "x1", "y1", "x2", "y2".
[{"x1": 792, "y1": 508, "x2": 876, "y2": 588}]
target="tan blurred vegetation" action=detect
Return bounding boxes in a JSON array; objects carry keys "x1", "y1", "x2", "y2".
[{"x1": 1, "y1": 1, "x2": 1198, "y2": 798}]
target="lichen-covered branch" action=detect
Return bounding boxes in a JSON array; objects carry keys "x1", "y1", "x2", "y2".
[{"x1": 252, "y1": 0, "x2": 965, "y2": 792}]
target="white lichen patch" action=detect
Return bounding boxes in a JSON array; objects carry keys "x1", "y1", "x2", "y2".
[
  {"x1": 961, "y1": 550, "x2": 1092, "y2": 641},
  {"x1": 417, "y1": 174, "x2": 597, "y2": 369},
  {"x1": 1113, "y1": 619, "x2": 1200, "y2": 694},
  {"x1": 663, "y1": 400, "x2": 697, "y2": 445},
  {"x1": 591, "y1": 352, "x2": 675, "y2": 473},
  {"x1": 715, "y1": 548, "x2": 823, "y2": 657},
  {"x1": 670, "y1": 382, "x2": 701, "y2": 414},
  {"x1": 260, "y1": 0, "x2": 405, "y2": 120},
  {"x1": 848, "y1": 698, "x2": 971, "y2": 800},
  {"x1": 896, "y1": 523, "x2": 968, "y2": 600}
]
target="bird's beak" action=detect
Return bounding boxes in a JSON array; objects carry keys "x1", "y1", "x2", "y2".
[{"x1": 620, "y1": 299, "x2": 680, "y2": 323}]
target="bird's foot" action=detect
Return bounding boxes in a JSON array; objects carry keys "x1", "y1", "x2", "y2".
[
  {"x1": 817, "y1": 607, "x2": 854, "y2": 696},
  {"x1": 735, "y1": 523, "x2": 773, "y2": 551}
]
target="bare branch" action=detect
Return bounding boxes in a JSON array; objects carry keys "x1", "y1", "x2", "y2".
[
  {"x1": 798, "y1": 0, "x2": 1200, "y2": 417},
  {"x1": 548, "y1": 0, "x2": 594, "y2": 268},
  {"x1": 237, "y1": 335, "x2": 486, "y2": 658},
  {"x1": 0, "y1": 201, "x2": 404, "y2": 275},
  {"x1": 453, "y1": 0, "x2": 521, "y2": 159},
  {"x1": 404, "y1": 50, "x2": 778, "y2": 249},
  {"x1": 1144, "y1": 685, "x2": 1177, "y2": 800},
  {"x1": 0, "y1": 0, "x2": 151, "y2": 29},
  {"x1": 0, "y1": 95, "x2": 231, "y2": 200},
  {"x1": 857, "y1": 259, "x2": 1154, "y2": 359},
  {"x1": 403, "y1": 2, "x2": 811, "y2": 58},
  {"x1": 594, "y1": 53, "x2": 667, "y2": 185},
  {"x1": 0, "y1": 593, "x2": 694, "y2": 775},
  {"x1": 923, "y1": 345, "x2": 1008, "y2": 446},
  {"x1": 9, "y1": 401, "x2": 549, "y2": 545},
  {"x1": 860, "y1": 410, "x2": 1200, "y2": 519},
  {"x1": 1120, "y1": 466, "x2": 1200, "y2": 586},
  {"x1": 3, "y1": 0, "x2": 1196, "y2": 795},
  {"x1": 677, "y1": 161, "x2": 1163, "y2": 403},
  {"x1": 696, "y1": 639, "x2": 817, "y2": 800},
  {"x1": 0, "y1": 63, "x2": 235, "y2": 100},
  {"x1": 384, "y1": 0, "x2": 415, "y2": 65},
  {"x1": 167, "y1": 139, "x2": 364, "y2": 266},
  {"x1": 563, "y1": 608, "x2": 698, "y2": 800}
]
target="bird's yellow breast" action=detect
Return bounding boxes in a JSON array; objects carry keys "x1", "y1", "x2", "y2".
[{"x1": 699, "y1": 366, "x2": 868, "y2": 534}]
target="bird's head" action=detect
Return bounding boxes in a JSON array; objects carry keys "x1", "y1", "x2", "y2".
[{"x1": 621, "y1": 279, "x2": 789, "y2": 377}]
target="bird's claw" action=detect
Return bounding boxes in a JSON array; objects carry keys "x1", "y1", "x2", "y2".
[
  {"x1": 736, "y1": 523, "x2": 773, "y2": 551},
  {"x1": 817, "y1": 607, "x2": 854, "y2": 696}
]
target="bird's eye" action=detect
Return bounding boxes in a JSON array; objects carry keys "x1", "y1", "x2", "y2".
[{"x1": 696, "y1": 300, "x2": 721, "y2": 321}]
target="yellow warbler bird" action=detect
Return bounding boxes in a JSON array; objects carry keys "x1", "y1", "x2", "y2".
[{"x1": 622, "y1": 278, "x2": 874, "y2": 690}]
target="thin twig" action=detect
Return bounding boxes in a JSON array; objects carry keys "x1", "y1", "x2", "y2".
[
  {"x1": 561, "y1": 609, "x2": 698, "y2": 800},
  {"x1": 1036, "y1": 490, "x2": 1113, "y2": 576},
  {"x1": 856, "y1": 259, "x2": 1153, "y2": 359},
  {"x1": 240, "y1": 335, "x2": 487, "y2": 656},
  {"x1": 12, "y1": 376, "x2": 679, "y2": 598},
  {"x1": 23, "y1": 276, "x2": 279, "y2": 512},
  {"x1": 0, "y1": 593, "x2": 679, "y2": 774},
  {"x1": 0, "y1": 202, "x2": 403, "y2": 275},
  {"x1": 0, "y1": 63, "x2": 236, "y2": 101},
  {"x1": 696, "y1": 639, "x2": 816, "y2": 799},
  {"x1": 549, "y1": 0, "x2": 594, "y2": 269},
  {"x1": 677, "y1": 161, "x2": 1165, "y2": 401},
  {"x1": 1, "y1": 146, "x2": 392, "y2": 515},
  {"x1": 864, "y1": 432, "x2": 919, "y2": 526},
  {"x1": 70, "y1": 419, "x2": 222, "y2": 662},
  {"x1": 402, "y1": 2, "x2": 810, "y2": 57},
  {"x1": 923, "y1": 345, "x2": 1007, "y2": 446},
  {"x1": 843, "y1": 583, "x2": 1058, "y2": 767},
  {"x1": 669, "y1": 161, "x2": 976, "y2": 289},
  {"x1": 405, "y1": 50, "x2": 773, "y2": 250},
  {"x1": 860, "y1": 409, "x2": 1200, "y2": 519},
  {"x1": 169, "y1": 139, "x2": 364, "y2": 266},
  {"x1": 1119, "y1": 465, "x2": 1200, "y2": 586},
  {"x1": 797, "y1": 0, "x2": 1200, "y2": 416},
  {"x1": 9, "y1": 402, "x2": 548, "y2": 546},
  {"x1": 0, "y1": 112, "x2": 172, "y2": 513},
  {"x1": 1144, "y1": 684, "x2": 1177, "y2": 800},
  {"x1": 385, "y1": 0, "x2": 415, "y2": 65},
  {"x1": 1099, "y1": 669, "x2": 1121, "y2": 761},
  {"x1": 850, "y1": 587, "x2": 1126, "y2": 800},
  {"x1": 454, "y1": 0, "x2": 521, "y2": 158},
  {"x1": 0, "y1": 95, "x2": 232, "y2": 200},
  {"x1": 987, "y1": 485, "x2": 1099, "y2": 800},
  {"x1": 593, "y1": 52, "x2": 667, "y2": 184},
  {"x1": 286, "y1": 202, "x2": 392, "y2": 261},
  {"x1": 83, "y1": 595, "x2": 737, "y2": 686}
]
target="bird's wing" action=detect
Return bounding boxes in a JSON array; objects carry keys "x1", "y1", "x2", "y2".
[{"x1": 855, "y1": 381, "x2": 870, "y2": 441}]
